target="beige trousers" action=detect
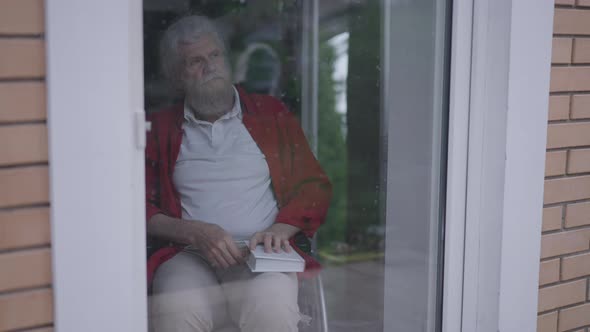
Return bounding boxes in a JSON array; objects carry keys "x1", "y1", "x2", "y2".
[{"x1": 149, "y1": 251, "x2": 301, "y2": 332}]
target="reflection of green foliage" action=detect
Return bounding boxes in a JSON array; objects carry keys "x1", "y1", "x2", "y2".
[
  {"x1": 221, "y1": 1, "x2": 301, "y2": 115},
  {"x1": 345, "y1": 2, "x2": 382, "y2": 251},
  {"x1": 316, "y1": 41, "x2": 348, "y2": 251},
  {"x1": 242, "y1": 49, "x2": 279, "y2": 94}
]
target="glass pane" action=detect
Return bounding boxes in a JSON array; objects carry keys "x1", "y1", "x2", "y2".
[
  {"x1": 381, "y1": 1, "x2": 451, "y2": 330},
  {"x1": 143, "y1": 1, "x2": 451, "y2": 331}
]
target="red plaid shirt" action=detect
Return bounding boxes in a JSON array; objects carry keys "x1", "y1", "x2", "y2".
[{"x1": 145, "y1": 86, "x2": 332, "y2": 284}]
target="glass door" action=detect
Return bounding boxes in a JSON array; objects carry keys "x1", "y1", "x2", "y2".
[{"x1": 142, "y1": 0, "x2": 451, "y2": 331}]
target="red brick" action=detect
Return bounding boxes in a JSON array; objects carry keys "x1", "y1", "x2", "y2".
[
  {"x1": 562, "y1": 252, "x2": 590, "y2": 280},
  {"x1": 539, "y1": 259, "x2": 560, "y2": 285},
  {"x1": 540, "y1": 228, "x2": 590, "y2": 258},
  {"x1": 538, "y1": 279, "x2": 586, "y2": 312},
  {"x1": 571, "y1": 94, "x2": 590, "y2": 119},
  {"x1": 0, "y1": 207, "x2": 50, "y2": 250},
  {"x1": 568, "y1": 148, "x2": 590, "y2": 174},
  {"x1": 544, "y1": 175, "x2": 590, "y2": 204},
  {"x1": 566, "y1": 201, "x2": 590, "y2": 228},
  {"x1": 0, "y1": 124, "x2": 48, "y2": 166},
  {"x1": 543, "y1": 206, "x2": 562, "y2": 232},
  {"x1": 546, "y1": 151, "x2": 567, "y2": 176},
  {"x1": 552, "y1": 38, "x2": 573, "y2": 64},
  {"x1": 548, "y1": 95, "x2": 570, "y2": 121},
  {"x1": 0, "y1": 289, "x2": 53, "y2": 330},
  {"x1": 573, "y1": 38, "x2": 590, "y2": 64},
  {"x1": 547, "y1": 122, "x2": 590, "y2": 149},
  {"x1": 538, "y1": 311, "x2": 558, "y2": 332},
  {"x1": 0, "y1": 82, "x2": 46, "y2": 123},
  {"x1": 0, "y1": 249, "x2": 52, "y2": 292},
  {"x1": 559, "y1": 302, "x2": 590, "y2": 331},
  {"x1": 550, "y1": 67, "x2": 590, "y2": 93},
  {"x1": 0, "y1": 0, "x2": 44, "y2": 35},
  {"x1": 0, "y1": 39, "x2": 45, "y2": 78},
  {"x1": 554, "y1": 9, "x2": 590, "y2": 35},
  {"x1": 0, "y1": 166, "x2": 49, "y2": 208}
]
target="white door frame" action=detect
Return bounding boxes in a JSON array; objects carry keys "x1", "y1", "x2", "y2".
[
  {"x1": 443, "y1": 0, "x2": 554, "y2": 331},
  {"x1": 45, "y1": 0, "x2": 147, "y2": 331},
  {"x1": 45, "y1": 0, "x2": 553, "y2": 331}
]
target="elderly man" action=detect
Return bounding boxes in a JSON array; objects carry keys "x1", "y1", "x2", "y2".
[{"x1": 145, "y1": 15, "x2": 332, "y2": 332}]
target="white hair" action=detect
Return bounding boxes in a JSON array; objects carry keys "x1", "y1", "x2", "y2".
[{"x1": 159, "y1": 15, "x2": 227, "y2": 91}]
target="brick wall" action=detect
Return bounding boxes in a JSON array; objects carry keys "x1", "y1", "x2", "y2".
[
  {"x1": 0, "y1": 0, "x2": 53, "y2": 331},
  {"x1": 538, "y1": 1, "x2": 590, "y2": 332}
]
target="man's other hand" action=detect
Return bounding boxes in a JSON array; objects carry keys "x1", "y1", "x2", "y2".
[
  {"x1": 188, "y1": 222, "x2": 245, "y2": 269},
  {"x1": 249, "y1": 223, "x2": 300, "y2": 254}
]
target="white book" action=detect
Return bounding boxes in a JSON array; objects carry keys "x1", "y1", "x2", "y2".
[{"x1": 245, "y1": 242, "x2": 305, "y2": 273}]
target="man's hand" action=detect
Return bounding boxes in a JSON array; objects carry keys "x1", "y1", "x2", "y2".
[
  {"x1": 249, "y1": 223, "x2": 301, "y2": 253},
  {"x1": 187, "y1": 222, "x2": 245, "y2": 269},
  {"x1": 147, "y1": 213, "x2": 245, "y2": 269}
]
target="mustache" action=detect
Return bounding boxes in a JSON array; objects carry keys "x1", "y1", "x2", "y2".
[
  {"x1": 200, "y1": 72, "x2": 227, "y2": 84},
  {"x1": 183, "y1": 71, "x2": 232, "y2": 95}
]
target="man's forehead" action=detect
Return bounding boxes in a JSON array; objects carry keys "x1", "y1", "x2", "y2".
[{"x1": 178, "y1": 34, "x2": 222, "y2": 54}]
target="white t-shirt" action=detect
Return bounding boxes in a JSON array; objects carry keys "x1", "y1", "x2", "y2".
[{"x1": 172, "y1": 88, "x2": 279, "y2": 240}]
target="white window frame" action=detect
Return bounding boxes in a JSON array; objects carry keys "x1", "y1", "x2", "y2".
[
  {"x1": 46, "y1": 0, "x2": 147, "y2": 331},
  {"x1": 443, "y1": 0, "x2": 554, "y2": 331},
  {"x1": 45, "y1": 0, "x2": 553, "y2": 331}
]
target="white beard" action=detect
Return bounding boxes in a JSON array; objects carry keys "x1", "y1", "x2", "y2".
[{"x1": 185, "y1": 75, "x2": 234, "y2": 120}]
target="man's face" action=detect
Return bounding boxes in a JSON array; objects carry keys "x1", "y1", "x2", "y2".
[{"x1": 179, "y1": 34, "x2": 231, "y2": 95}]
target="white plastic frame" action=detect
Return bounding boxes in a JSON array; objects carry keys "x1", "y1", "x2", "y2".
[
  {"x1": 46, "y1": 0, "x2": 147, "y2": 331},
  {"x1": 443, "y1": 0, "x2": 554, "y2": 331},
  {"x1": 44, "y1": 0, "x2": 553, "y2": 331}
]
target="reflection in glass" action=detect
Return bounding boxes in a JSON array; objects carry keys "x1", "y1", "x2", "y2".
[{"x1": 143, "y1": 1, "x2": 451, "y2": 331}]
